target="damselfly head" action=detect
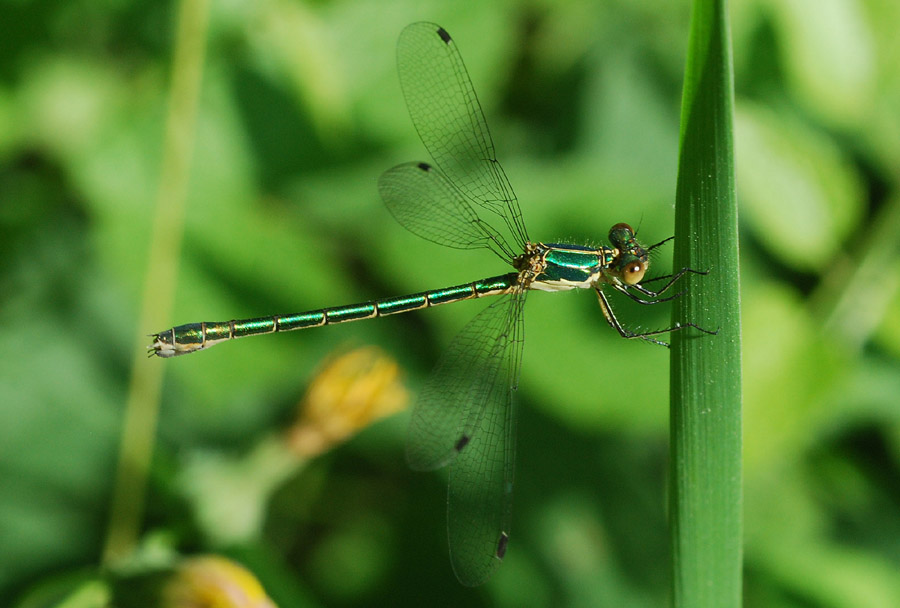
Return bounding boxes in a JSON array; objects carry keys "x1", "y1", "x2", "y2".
[{"x1": 608, "y1": 223, "x2": 649, "y2": 285}]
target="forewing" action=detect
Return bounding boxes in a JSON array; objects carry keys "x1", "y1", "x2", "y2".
[{"x1": 395, "y1": 22, "x2": 528, "y2": 252}]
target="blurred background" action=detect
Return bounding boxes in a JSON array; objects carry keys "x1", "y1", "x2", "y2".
[{"x1": 2, "y1": 0, "x2": 899, "y2": 606}]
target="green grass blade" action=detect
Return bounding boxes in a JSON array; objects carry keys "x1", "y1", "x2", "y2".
[
  {"x1": 670, "y1": 0, "x2": 743, "y2": 605},
  {"x1": 103, "y1": 0, "x2": 211, "y2": 564}
]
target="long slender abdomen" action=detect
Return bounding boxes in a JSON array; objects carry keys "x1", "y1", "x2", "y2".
[{"x1": 150, "y1": 273, "x2": 518, "y2": 358}]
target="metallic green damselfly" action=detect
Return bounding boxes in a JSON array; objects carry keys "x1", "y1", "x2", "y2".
[{"x1": 151, "y1": 22, "x2": 714, "y2": 585}]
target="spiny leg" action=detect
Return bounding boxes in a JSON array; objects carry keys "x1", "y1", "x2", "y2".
[
  {"x1": 594, "y1": 288, "x2": 717, "y2": 347},
  {"x1": 631, "y1": 267, "x2": 710, "y2": 298},
  {"x1": 615, "y1": 283, "x2": 685, "y2": 305},
  {"x1": 646, "y1": 235, "x2": 675, "y2": 252},
  {"x1": 595, "y1": 288, "x2": 670, "y2": 347}
]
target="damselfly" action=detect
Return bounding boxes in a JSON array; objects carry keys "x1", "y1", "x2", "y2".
[{"x1": 151, "y1": 22, "x2": 714, "y2": 585}]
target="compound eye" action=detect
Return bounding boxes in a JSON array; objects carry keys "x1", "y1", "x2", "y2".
[
  {"x1": 608, "y1": 223, "x2": 636, "y2": 247},
  {"x1": 622, "y1": 260, "x2": 646, "y2": 285}
]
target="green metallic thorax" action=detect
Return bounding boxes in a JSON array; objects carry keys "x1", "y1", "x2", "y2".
[{"x1": 527, "y1": 243, "x2": 615, "y2": 292}]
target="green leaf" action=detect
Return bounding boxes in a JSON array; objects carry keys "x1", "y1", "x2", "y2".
[
  {"x1": 735, "y1": 103, "x2": 863, "y2": 271},
  {"x1": 669, "y1": 0, "x2": 743, "y2": 606}
]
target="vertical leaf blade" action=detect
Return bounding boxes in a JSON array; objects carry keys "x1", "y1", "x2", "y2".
[{"x1": 670, "y1": 0, "x2": 743, "y2": 606}]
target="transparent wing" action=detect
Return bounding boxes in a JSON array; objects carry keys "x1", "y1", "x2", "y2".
[
  {"x1": 379, "y1": 161, "x2": 518, "y2": 261},
  {"x1": 448, "y1": 292, "x2": 523, "y2": 586},
  {"x1": 406, "y1": 290, "x2": 525, "y2": 585},
  {"x1": 406, "y1": 291, "x2": 523, "y2": 470},
  {"x1": 393, "y1": 22, "x2": 528, "y2": 253}
]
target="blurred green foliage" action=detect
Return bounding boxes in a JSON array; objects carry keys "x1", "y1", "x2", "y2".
[{"x1": 1, "y1": 0, "x2": 899, "y2": 606}]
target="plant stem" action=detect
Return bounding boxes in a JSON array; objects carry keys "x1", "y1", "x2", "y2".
[{"x1": 102, "y1": 0, "x2": 210, "y2": 564}]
